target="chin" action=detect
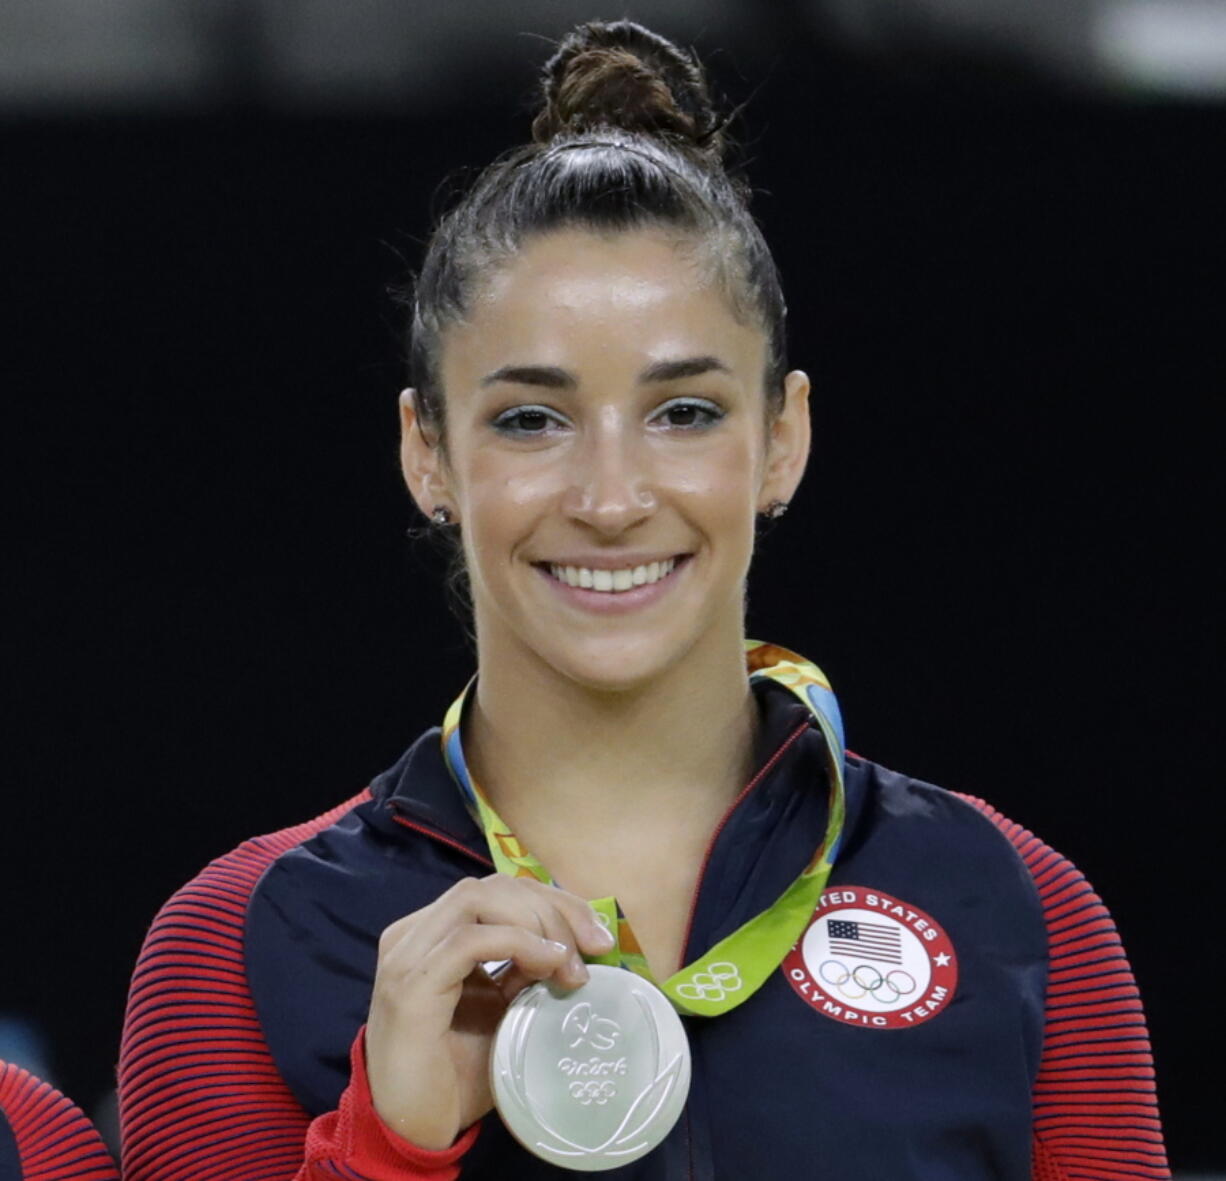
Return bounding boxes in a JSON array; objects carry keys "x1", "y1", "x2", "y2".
[{"x1": 538, "y1": 631, "x2": 690, "y2": 695}]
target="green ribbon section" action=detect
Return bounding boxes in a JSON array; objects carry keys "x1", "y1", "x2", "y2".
[{"x1": 441, "y1": 640, "x2": 845, "y2": 1018}]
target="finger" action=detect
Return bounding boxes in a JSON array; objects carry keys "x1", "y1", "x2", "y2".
[
  {"x1": 525, "y1": 883, "x2": 617, "y2": 957},
  {"x1": 513, "y1": 893, "x2": 594, "y2": 988},
  {"x1": 377, "y1": 876, "x2": 613, "y2": 988},
  {"x1": 390, "y1": 877, "x2": 601, "y2": 973},
  {"x1": 467, "y1": 877, "x2": 615, "y2": 960},
  {"x1": 377, "y1": 878, "x2": 533, "y2": 968},
  {"x1": 411, "y1": 924, "x2": 573, "y2": 1000}
]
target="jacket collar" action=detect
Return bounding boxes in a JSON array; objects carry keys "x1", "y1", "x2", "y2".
[
  {"x1": 370, "y1": 725, "x2": 486, "y2": 856},
  {"x1": 371, "y1": 677, "x2": 822, "y2": 863}
]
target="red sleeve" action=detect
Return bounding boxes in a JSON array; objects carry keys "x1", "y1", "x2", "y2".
[
  {"x1": 0, "y1": 1060, "x2": 119, "y2": 1180},
  {"x1": 303, "y1": 1029, "x2": 479, "y2": 1179},
  {"x1": 957, "y1": 795, "x2": 1170, "y2": 1181},
  {"x1": 119, "y1": 790, "x2": 478, "y2": 1181}
]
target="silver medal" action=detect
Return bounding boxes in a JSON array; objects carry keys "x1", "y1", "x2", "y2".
[{"x1": 491, "y1": 964, "x2": 691, "y2": 1171}]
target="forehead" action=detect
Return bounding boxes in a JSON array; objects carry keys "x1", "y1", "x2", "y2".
[{"x1": 441, "y1": 228, "x2": 767, "y2": 388}]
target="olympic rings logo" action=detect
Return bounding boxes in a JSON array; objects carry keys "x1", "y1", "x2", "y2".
[
  {"x1": 568, "y1": 1079, "x2": 617, "y2": 1106},
  {"x1": 676, "y1": 962, "x2": 743, "y2": 1002},
  {"x1": 818, "y1": 959, "x2": 917, "y2": 1005}
]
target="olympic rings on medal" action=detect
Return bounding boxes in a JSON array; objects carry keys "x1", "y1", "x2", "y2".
[
  {"x1": 676, "y1": 962, "x2": 743, "y2": 1002},
  {"x1": 817, "y1": 959, "x2": 919, "y2": 1005},
  {"x1": 567, "y1": 1079, "x2": 617, "y2": 1106}
]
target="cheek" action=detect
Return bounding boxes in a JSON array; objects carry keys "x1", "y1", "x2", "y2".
[
  {"x1": 456, "y1": 449, "x2": 564, "y2": 573},
  {"x1": 660, "y1": 434, "x2": 761, "y2": 542},
  {"x1": 462, "y1": 447, "x2": 570, "y2": 515}
]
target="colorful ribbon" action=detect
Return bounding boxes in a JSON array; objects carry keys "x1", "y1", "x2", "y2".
[{"x1": 440, "y1": 640, "x2": 845, "y2": 1018}]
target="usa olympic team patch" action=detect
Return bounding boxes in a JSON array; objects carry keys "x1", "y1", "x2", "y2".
[{"x1": 782, "y1": 886, "x2": 958, "y2": 1030}]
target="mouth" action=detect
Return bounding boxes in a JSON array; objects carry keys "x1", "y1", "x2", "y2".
[{"x1": 536, "y1": 555, "x2": 691, "y2": 594}]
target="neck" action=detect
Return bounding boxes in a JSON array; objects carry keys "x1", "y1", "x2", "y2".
[{"x1": 463, "y1": 632, "x2": 759, "y2": 840}]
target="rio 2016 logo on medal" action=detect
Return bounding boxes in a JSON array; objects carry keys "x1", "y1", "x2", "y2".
[{"x1": 783, "y1": 886, "x2": 958, "y2": 1030}]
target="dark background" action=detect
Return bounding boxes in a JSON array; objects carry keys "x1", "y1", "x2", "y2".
[{"x1": 4, "y1": 5, "x2": 1221, "y2": 1171}]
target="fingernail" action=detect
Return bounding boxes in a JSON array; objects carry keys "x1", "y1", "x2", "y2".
[
  {"x1": 570, "y1": 954, "x2": 590, "y2": 982},
  {"x1": 546, "y1": 939, "x2": 569, "y2": 955},
  {"x1": 591, "y1": 923, "x2": 616, "y2": 949}
]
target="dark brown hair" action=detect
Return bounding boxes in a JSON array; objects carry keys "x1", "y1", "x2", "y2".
[{"x1": 404, "y1": 19, "x2": 787, "y2": 447}]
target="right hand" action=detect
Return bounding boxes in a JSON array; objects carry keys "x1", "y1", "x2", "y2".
[{"x1": 364, "y1": 874, "x2": 616, "y2": 1151}]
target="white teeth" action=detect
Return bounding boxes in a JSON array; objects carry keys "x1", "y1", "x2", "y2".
[{"x1": 546, "y1": 557, "x2": 680, "y2": 593}]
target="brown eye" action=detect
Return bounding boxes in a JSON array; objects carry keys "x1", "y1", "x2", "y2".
[{"x1": 652, "y1": 398, "x2": 724, "y2": 430}]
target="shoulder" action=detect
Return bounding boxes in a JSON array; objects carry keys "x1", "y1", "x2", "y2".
[
  {"x1": 0, "y1": 1061, "x2": 118, "y2": 1181},
  {"x1": 120, "y1": 790, "x2": 372, "y2": 1095},
  {"x1": 847, "y1": 753, "x2": 1096, "y2": 898},
  {"x1": 128, "y1": 788, "x2": 373, "y2": 977},
  {"x1": 119, "y1": 789, "x2": 376, "y2": 1170},
  {"x1": 949, "y1": 793, "x2": 1149, "y2": 1035},
  {"x1": 843, "y1": 754, "x2": 1061, "y2": 898},
  {"x1": 950, "y1": 791, "x2": 1108, "y2": 917},
  {"x1": 847, "y1": 755, "x2": 1139, "y2": 1002}
]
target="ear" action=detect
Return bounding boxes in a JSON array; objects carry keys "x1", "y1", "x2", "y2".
[
  {"x1": 758, "y1": 369, "x2": 811, "y2": 510},
  {"x1": 398, "y1": 388, "x2": 452, "y2": 518}
]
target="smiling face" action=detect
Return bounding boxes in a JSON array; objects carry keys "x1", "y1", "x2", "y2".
[{"x1": 401, "y1": 227, "x2": 810, "y2": 693}]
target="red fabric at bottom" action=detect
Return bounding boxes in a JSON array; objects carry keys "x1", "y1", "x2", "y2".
[
  {"x1": 301, "y1": 1028, "x2": 480, "y2": 1180},
  {"x1": 1032, "y1": 1136, "x2": 1070, "y2": 1181}
]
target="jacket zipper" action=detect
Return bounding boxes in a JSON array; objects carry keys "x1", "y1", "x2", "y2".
[{"x1": 675, "y1": 718, "x2": 811, "y2": 973}]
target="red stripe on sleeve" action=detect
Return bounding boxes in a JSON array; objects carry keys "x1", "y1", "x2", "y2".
[
  {"x1": 119, "y1": 789, "x2": 478, "y2": 1180},
  {"x1": 0, "y1": 1060, "x2": 119, "y2": 1180},
  {"x1": 120, "y1": 793, "x2": 368, "y2": 1180},
  {"x1": 956, "y1": 795, "x2": 1170, "y2": 1181}
]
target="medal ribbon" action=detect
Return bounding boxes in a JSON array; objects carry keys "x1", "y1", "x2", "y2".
[{"x1": 440, "y1": 639, "x2": 845, "y2": 1018}]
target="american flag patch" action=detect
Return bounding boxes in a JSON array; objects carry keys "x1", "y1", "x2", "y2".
[{"x1": 826, "y1": 918, "x2": 903, "y2": 964}]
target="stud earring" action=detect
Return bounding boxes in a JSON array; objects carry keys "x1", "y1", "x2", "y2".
[
  {"x1": 760, "y1": 500, "x2": 789, "y2": 520},
  {"x1": 431, "y1": 505, "x2": 455, "y2": 526}
]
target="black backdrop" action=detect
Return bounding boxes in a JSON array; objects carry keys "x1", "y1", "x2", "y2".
[{"x1": 5, "y1": 45, "x2": 1220, "y2": 1170}]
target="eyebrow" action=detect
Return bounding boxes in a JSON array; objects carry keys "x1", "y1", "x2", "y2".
[
  {"x1": 479, "y1": 355, "x2": 732, "y2": 390},
  {"x1": 640, "y1": 355, "x2": 731, "y2": 383},
  {"x1": 480, "y1": 365, "x2": 575, "y2": 390}
]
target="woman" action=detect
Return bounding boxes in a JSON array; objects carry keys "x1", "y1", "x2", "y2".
[{"x1": 119, "y1": 20, "x2": 1169, "y2": 1181}]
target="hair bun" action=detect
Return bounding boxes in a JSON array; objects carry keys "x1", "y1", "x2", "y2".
[{"x1": 532, "y1": 20, "x2": 724, "y2": 160}]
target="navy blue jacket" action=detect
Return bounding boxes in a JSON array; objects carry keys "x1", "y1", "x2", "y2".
[
  {"x1": 251, "y1": 681, "x2": 1047, "y2": 1178},
  {"x1": 119, "y1": 679, "x2": 1167, "y2": 1179}
]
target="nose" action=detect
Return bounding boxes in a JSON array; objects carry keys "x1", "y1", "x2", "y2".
[{"x1": 562, "y1": 409, "x2": 657, "y2": 536}]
